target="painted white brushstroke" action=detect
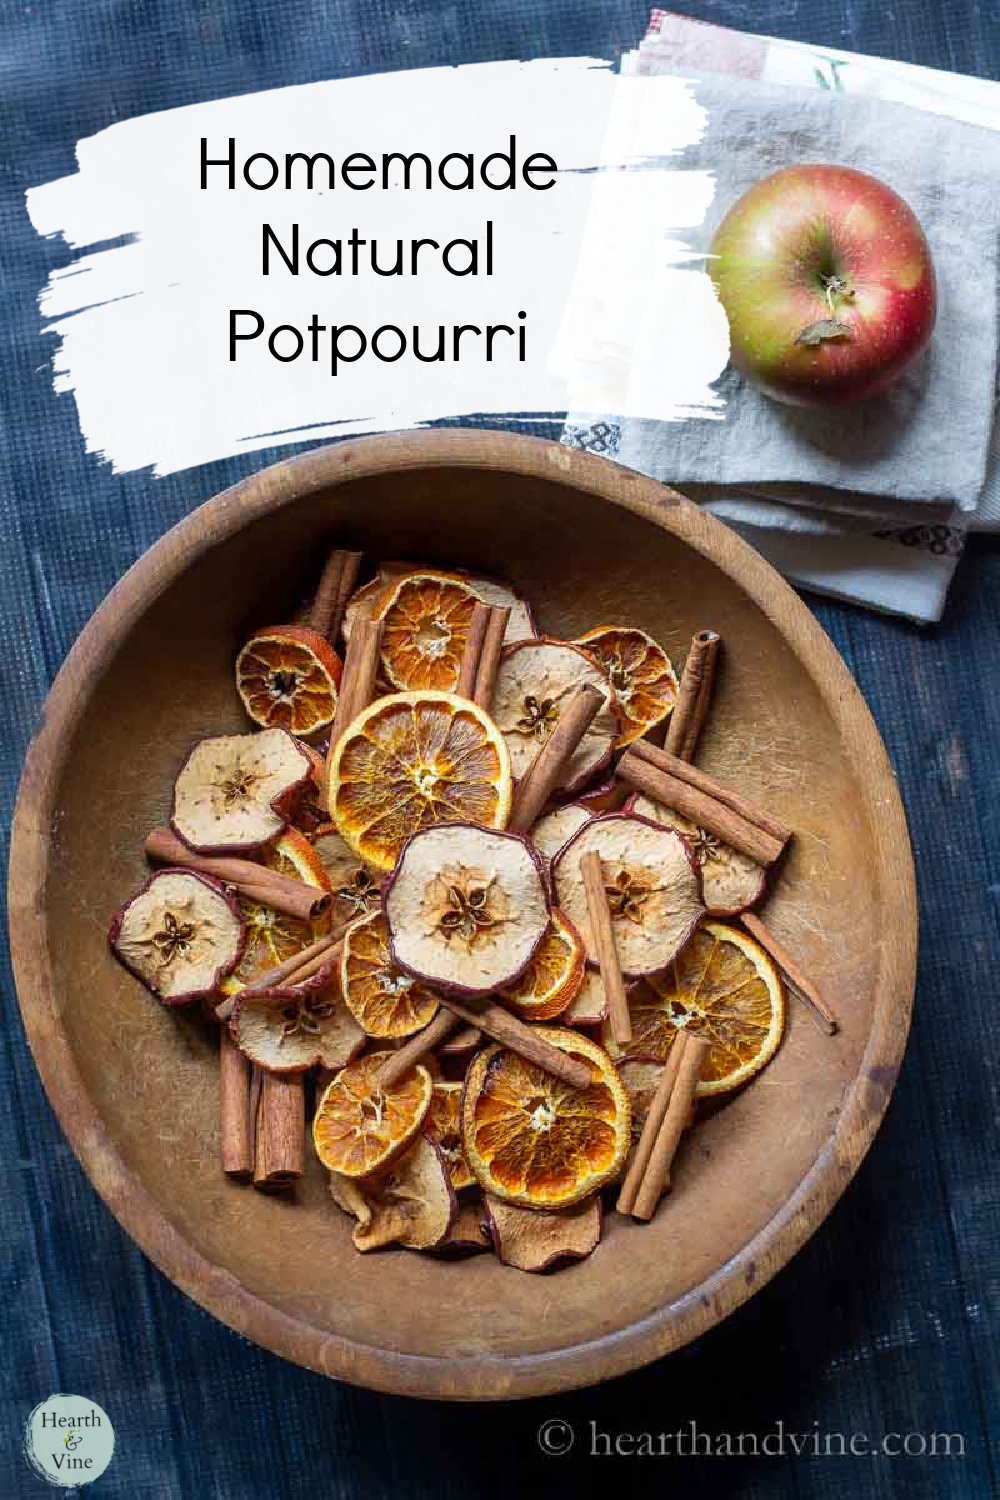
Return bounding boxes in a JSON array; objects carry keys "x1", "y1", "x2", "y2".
[{"x1": 26, "y1": 59, "x2": 727, "y2": 477}]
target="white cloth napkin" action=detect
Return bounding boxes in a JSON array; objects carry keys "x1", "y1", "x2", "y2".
[{"x1": 562, "y1": 11, "x2": 1000, "y2": 621}]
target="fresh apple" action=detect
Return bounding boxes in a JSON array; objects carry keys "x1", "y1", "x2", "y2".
[{"x1": 709, "y1": 164, "x2": 936, "y2": 406}]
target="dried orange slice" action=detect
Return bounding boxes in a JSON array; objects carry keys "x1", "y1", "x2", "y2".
[
  {"x1": 343, "y1": 563, "x2": 537, "y2": 650},
  {"x1": 375, "y1": 572, "x2": 480, "y2": 692},
  {"x1": 575, "y1": 626, "x2": 678, "y2": 746},
  {"x1": 607, "y1": 921, "x2": 785, "y2": 1095},
  {"x1": 236, "y1": 625, "x2": 342, "y2": 735},
  {"x1": 501, "y1": 910, "x2": 585, "y2": 1021},
  {"x1": 313, "y1": 1052, "x2": 433, "y2": 1178},
  {"x1": 219, "y1": 830, "x2": 329, "y2": 996},
  {"x1": 341, "y1": 911, "x2": 440, "y2": 1039},
  {"x1": 461, "y1": 1028, "x2": 630, "y2": 1209},
  {"x1": 268, "y1": 827, "x2": 333, "y2": 893},
  {"x1": 426, "y1": 1081, "x2": 476, "y2": 1191},
  {"x1": 329, "y1": 692, "x2": 512, "y2": 872}
]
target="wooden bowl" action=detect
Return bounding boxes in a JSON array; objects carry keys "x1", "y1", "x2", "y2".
[{"x1": 9, "y1": 430, "x2": 915, "y2": 1399}]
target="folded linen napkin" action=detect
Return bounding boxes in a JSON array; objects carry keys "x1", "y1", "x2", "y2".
[{"x1": 563, "y1": 13, "x2": 1000, "y2": 621}]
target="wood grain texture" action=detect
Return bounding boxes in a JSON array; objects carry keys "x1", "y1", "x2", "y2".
[{"x1": 7, "y1": 428, "x2": 916, "y2": 1400}]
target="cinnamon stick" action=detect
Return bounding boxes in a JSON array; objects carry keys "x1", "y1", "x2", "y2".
[
  {"x1": 631, "y1": 1033, "x2": 710, "y2": 1220},
  {"x1": 440, "y1": 995, "x2": 592, "y2": 1090},
  {"x1": 665, "y1": 630, "x2": 720, "y2": 762},
  {"x1": 616, "y1": 1040, "x2": 685, "y2": 1215},
  {"x1": 308, "y1": 548, "x2": 362, "y2": 643},
  {"x1": 377, "y1": 1010, "x2": 460, "y2": 1090},
  {"x1": 580, "y1": 850, "x2": 631, "y2": 1048},
  {"x1": 214, "y1": 935, "x2": 345, "y2": 1021},
  {"x1": 220, "y1": 1027, "x2": 255, "y2": 1179},
  {"x1": 741, "y1": 912, "x2": 838, "y2": 1035},
  {"x1": 617, "y1": 751, "x2": 785, "y2": 867},
  {"x1": 326, "y1": 616, "x2": 383, "y2": 749},
  {"x1": 456, "y1": 601, "x2": 493, "y2": 700},
  {"x1": 508, "y1": 682, "x2": 606, "y2": 834},
  {"x1": 472, "y1": 605, "x2": 510, "y2": 709},
  {"x1": 253, "y1": 1071, "x2": 305, "y2": 1189},
  {"x1": 144, "y1": 828, "x2": 331, "y2": 922},
  {"x1": 627, "y1": 741, "x2": 793, "y2": 849}
]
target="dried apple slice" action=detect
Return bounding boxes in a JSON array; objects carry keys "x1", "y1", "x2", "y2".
[
  {"x1": 438, "y1": 1198, "x2": 492, "y2": 1255},
  {"x1": 489, "y1": 640, "x2": 618, "y2": 797},
  {"x1": 313, "y1": 1051, "x2": 433, "y2": 1177},
  {"x1": 484, "y1": 1194, "x2": 602, "y2": 1272},
  {"x1": 287, "y1": 741, "x2": 330, "y2": 835},
  {"x1": 437, "y1": 1024, "x2": 483, "y2": 1063},
  {"x1": 384, "y1": 822, "x2": 550, "y2": 995},
  {"x1": 530, "y1": 803, "x2": 592, "y2": 863},
  {"x1": 109, "y1": 869, "x2": 244, "y2": 1005},
  {"x1": 461, "y1": 1028, "x2": 630, "y2": 1209},
  {"x1": 500, "y1": 910, "x2": 585, "y2": 1021},
  {"x1": 425, "y1": 1081, "x2": 476, "y2": 1190},
  {"x1": 328, "y1": 1136, "x2": 456, "y2": 1251},
  {"x1": 561, "y1": 968, "x2": 609, "y2": 1026},
  {"x1": 171, "y1": 728, "x2": 312, "y2": 854},
  {"x1": 341, "y1": 911, "x2": 440, "y2": 1039},
  {"x1": 310, "y1": 823, "x2": 382, "y2": 929},
  {"x1": 552, "y1": 813, "x2": 704, "y2": 977},
  {"x1": 234, "y1": 984, "x2": 365, "y2": 1073},
  {"x1": 616, "y1": 1058, "x2": 665, "y2": 1141},
  {"x1": 627, "y1": 792, "x2": 766, "y2": 916},
  {"x1": 236, "y1": 625, "x2": 342, "y2": 735},
  {"x1": 575, "y1": 626, "x2": 678, "y2": 747}
]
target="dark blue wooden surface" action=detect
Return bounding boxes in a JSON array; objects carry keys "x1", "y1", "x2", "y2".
[{"x1": 2, "y1": 4, "x2": 997, "y2": 1495}]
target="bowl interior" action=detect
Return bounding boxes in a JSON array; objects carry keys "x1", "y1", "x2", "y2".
[{"x1": 37, "y1": 452, "x2": 897, "y2": 1390}]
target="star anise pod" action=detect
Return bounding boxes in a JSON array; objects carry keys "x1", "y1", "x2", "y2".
[{"x1": 336, "y1": 867, "x2": 379, "y2": 917}]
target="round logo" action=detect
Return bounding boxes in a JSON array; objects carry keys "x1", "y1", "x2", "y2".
[{"x1": 23, "y1": 1395, "x2": 115, "y2": 1488}]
